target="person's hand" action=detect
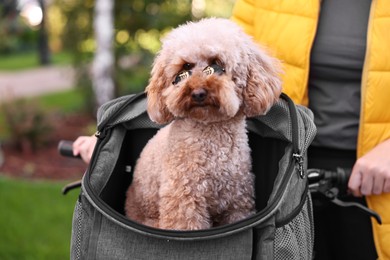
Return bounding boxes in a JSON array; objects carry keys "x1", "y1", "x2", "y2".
[
  {"x1": 72, "y1": 135, "x2": 97, "y2": 164},
  {"x1": 348, "y1": 139, "x2": 390, "y2": 197}
]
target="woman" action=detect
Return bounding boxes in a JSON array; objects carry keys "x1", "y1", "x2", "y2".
[{"x1": 231, "y1": 0, "x2": 390, "y2": 259}]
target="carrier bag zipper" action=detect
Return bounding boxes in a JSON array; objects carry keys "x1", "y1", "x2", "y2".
[{"x1": 280, "y1": 93, "x2": 305, "y2": 178}]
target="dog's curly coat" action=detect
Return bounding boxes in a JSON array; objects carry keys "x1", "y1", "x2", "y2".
[{"x1": 125, "y1": 18, "x2": 282, "y2": 230}]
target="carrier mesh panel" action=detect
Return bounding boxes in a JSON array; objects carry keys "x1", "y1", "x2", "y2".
[
  {"x1": 254, "y1": 100, "x2": 292, "y2": 142},
  {"x1": 71, "y1": 194, "x2": 94, "y2": 260},
  {"x1": 124, "y1": 113, "x2": 160, "y2": 130},
  {"x1": 274, "y1": 195, "x2": 314, "y2": 260},
  {"x1": 71, "y1": 201, "x2": 83, "y2": 260}
]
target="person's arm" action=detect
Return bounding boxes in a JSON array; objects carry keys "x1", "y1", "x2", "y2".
[
  {"x1": 72, "y1": 135, "x2": 97, "y2": 164},
  {"x1": 348, "y1": 139, "x2": 390, "y2": 196}
]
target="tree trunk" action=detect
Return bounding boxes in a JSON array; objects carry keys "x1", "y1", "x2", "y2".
[
  {"x1": 91, "y1": 0, "x2": 115, "y2": 108},
  {"x1": 38, "y1": 0, "x2": 51, "y2": 65}
]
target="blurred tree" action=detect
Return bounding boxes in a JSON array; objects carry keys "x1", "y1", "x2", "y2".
[
  {"x1": 112, "y1": 0, "x2": 193, "y2": 100},
  {"x1": 55, "y1": 0, "x2": 95, "y2": 112},
  {"x1": 0, "y1": 0, "x2": 53, "y2": 63},
  {"x1": 0, "y1": 0, "x2": 26, "y2": 54},
  {"x1": 92, "y1": 0, "x2": 115, "y2": 107},
  {"x1": 0, "y1": 0, "x2": 17, "y2": 17},
  {"x1": 37, "y1": 0, "x2": 51, "y2": 65}
]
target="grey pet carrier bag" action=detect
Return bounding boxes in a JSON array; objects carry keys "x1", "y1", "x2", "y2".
[{"x1": 70, "y1": 92, "x2": 316, "y2": 260}]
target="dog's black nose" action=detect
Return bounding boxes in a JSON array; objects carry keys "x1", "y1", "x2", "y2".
[{"x1": 191, "y1": 88, "x2": 208, "y2": 103}]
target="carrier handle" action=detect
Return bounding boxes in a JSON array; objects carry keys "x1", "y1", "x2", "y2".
[{"x1": 97, "y1": 92, "x2": 146, "y2": 136}]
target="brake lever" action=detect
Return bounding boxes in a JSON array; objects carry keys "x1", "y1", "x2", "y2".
[
  {"x1": 320, "y1": 187, "x2": 382, "y2": 225},
  {"x1": 331, "y1": 197, "x2": 382, "y2": 225}
]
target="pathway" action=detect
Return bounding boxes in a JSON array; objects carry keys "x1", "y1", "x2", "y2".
[{"x1": 0, "y1": 66, "x2": 75, "y2": 102}]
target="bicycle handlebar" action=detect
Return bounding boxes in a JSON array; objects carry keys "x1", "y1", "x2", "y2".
[
  {"x1": 307, "y1": 167, "x2": 381, "y2": 224},
  {"x1": 58, "y1": 140, "x2": 82, "y2": 194},
  {"x1": 307, "y1": 168, "x2": 351, "y2": 195},
  {"x1": 58, "y1": 140, "x2": 81, "y2": 159}
]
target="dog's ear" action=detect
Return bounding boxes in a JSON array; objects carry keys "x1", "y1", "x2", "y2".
[
  {"x1": 242, "y1": 47, "x2": 282, "y2": 117},
  {"x1": 145, "y1": 54, "x2": 174, "y2": 124}
]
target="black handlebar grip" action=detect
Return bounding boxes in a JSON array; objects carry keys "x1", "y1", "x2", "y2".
[
  {"x1": 58, "y1": 140, "x2": 80, "y2": 158},
  {"x1": 334, "y1": 168, "x2": 352, "y2": 187},
  {"x1": 308, "y1": 168, "x2": 352, "y2": 195}
]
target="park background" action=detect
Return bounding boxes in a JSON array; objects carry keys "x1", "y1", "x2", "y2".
[{"x1": 0, "y1": 0, "x2": 235, "y2": 258}]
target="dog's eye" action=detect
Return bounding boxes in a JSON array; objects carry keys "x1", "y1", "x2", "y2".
[
  {"x1": 172, "y1": 70, "x2": 192, "y2": 85},
  {"x1": 182, "y1": 63, "x2": 194, "y2": 70},
  {"x1": 211, "y1": 58, "x2": 223, "y2": 67}
]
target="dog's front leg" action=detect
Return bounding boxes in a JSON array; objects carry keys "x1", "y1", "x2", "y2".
[
  {"x1": 220, "y1": 207, "x2": 256, "y2": 226},
  {"x1": 158, "y1": 189, "x2": 211, "y2": 230}
]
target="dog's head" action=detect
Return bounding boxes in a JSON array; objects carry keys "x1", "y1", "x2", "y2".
[{"x1": 146, "y1": 18, "x2": 282, "y2": 124}]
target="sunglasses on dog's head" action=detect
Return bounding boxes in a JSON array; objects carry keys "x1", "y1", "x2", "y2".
[{"x1": 172, "y1": 63, "x2": 225, "y2": 85}]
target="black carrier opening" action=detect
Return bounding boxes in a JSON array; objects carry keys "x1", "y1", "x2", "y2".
[{"x1": 99, "y1": 127, "x2": 288, "y2": 216}]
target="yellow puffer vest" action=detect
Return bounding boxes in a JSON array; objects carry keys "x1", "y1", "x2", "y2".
[{"x1": 232, "y1": 0, "x2": 390, "y2": 259}]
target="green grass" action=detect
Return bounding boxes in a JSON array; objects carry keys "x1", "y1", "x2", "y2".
[
  {"x1": 0, "y1": 176, "x2": 79, "y2": 259},
  {"x1": 36, "y1": 89, "x2": 86, "y2": 114},
  {"x1": 0, "y1": 52, "x2": 73, "y2": 71}
]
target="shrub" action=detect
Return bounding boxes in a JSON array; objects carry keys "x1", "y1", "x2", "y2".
[{"x1": 1, "y1": 98, "x2": 52, "y2": 154}]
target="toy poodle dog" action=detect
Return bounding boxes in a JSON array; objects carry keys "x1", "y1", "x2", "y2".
[{"x1": 124, "y1": 18, "x2": 282, "y2": 230}]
